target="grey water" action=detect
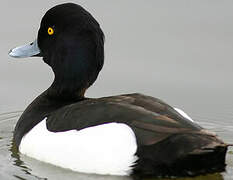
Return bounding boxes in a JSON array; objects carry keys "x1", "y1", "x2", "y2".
[{"x1": 0, "y1": 1, "x2": 233, "y2": 180}]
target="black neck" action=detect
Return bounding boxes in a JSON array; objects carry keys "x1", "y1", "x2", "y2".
[{"x1": 47, "y1": 82, "x2": 86, "y2": 101}]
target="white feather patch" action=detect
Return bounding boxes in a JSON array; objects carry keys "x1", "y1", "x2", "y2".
[
  {"x1": 174, "y1": 107, "x2": 194, "y2": 122},
  {"x1": 19, "y1": 119, "x2": 138, "y2": 176}
]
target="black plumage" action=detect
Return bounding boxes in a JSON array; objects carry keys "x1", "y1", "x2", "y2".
[{"x1": 11, "y1": 3, "x2": 227, "y2": 178}]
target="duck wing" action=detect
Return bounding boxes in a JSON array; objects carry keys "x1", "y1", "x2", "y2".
[{"x1": 46, "y1": 93, "x2": 203, "y2": 146}]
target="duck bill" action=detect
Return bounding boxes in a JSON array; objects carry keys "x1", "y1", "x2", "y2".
[{"x1": 8, "y1": 39, "x2": 41, "y2": 58}]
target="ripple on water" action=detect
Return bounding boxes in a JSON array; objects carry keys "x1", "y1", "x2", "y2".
[{"x1": 0, "y1": 112, "x2": 232, "y2": 180}]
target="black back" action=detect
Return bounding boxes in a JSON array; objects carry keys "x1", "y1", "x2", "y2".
[{"x1": 45, "y1": 93, "x2": 202, "y2": 146}]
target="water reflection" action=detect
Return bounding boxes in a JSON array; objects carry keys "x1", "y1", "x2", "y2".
[
  {"x1": 153, "y1": 173, "x2": 224, "y2": 180},
  {"x1": 10, "y1": 141, "x2": 226, "y2": 180},
  {"x1": 10, "y1": 141, "x2": 133, "y2": 180},
  {"x1": 0, "y1": 111, "x2": 23, "y2": 121},
  {"x1": 9, "y1": 143, "x2": 226, "y2": 180},
  {"x1": 0, "y1": 112, "x2": 232, "y2": 180}
]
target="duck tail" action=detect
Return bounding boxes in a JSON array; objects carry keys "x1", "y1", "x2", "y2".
[{"x1": 133, "y1": 132, "x2": 228, "y2": 177}]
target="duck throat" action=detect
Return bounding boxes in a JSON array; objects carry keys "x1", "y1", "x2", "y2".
[
  {"x1": 47, "y1": 76, "x2": 87, "y2": 100},
  {"x1": 47, "y1": 55, "x2": 100, "y2": 100}
]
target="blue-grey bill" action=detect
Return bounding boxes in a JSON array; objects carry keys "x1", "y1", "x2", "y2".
[{"x1": 8, "y1": 39, "x2": 40, "y2": 58}]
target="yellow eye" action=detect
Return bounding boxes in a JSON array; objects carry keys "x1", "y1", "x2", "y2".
[{"x1": 48, "y1": 27, "x2": 54, "y2": 35}]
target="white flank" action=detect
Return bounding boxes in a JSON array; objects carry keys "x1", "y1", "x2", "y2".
[
  {"x1": 19, "y1": 119, "x2": 138, "y2": 176},
  {"x1": 174, "y1": 107, "x2": 194, "y2": 122}
]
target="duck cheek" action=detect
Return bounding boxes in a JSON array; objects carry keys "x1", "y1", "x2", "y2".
[{"x1": 41, "y1": 46, "x2": 56, "y2": 66}]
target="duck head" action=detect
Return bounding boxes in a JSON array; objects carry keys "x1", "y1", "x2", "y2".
[{"x1": 9, "y1": 3, "x2": 104, "y2": 100}]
